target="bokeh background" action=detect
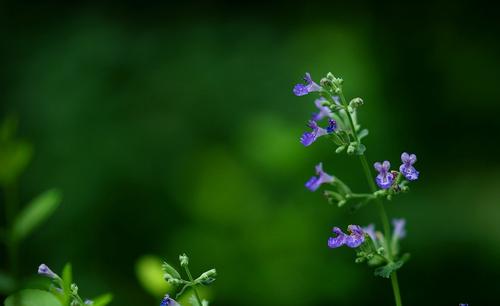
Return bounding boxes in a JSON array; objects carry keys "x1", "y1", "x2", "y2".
[{"x1": 2, "y1": 1, "x2": 500, "y2": 305}]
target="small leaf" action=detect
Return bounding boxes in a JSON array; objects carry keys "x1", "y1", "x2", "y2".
[
  {"x1": 11, "y1": 189, "x2": 62, "y2": 242},
  {"x1": 162, "y1": 261, "x2": 181, "y2": 280},
  {"x1": 62, "y1": 263, "x2": 72, "y2": 304},
  {"x1": 5, "y1": 289, "x2": 63, "y2": 306},
  {"x1": 91, "y1": 293, "x2": 113, "y2": 306},
  {"x1": 0, "y1": 140, "x2": 33, "y2": 185},
  {"x1": 374, "y1": 255, "x2": 409, "y2": 278},
  {"x1": 357, "y1": 129, "x2": 369, "y2": 140}
]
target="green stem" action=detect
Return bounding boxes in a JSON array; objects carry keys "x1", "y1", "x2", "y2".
[
  {"x1": 337, "y1": 90, "x2": 402, "y2": 306},
  {"x1": 183, "y1": 265, "x2": 203, "y2": 306}
]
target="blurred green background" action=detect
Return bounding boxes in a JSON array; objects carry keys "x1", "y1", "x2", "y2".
[{"x1": 1, "y1": 1, "x2": 500, "y2": 305}]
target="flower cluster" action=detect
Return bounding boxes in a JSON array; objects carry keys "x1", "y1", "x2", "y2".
[{"x1": 293, "y1": 71, "x2": 422, "y2": 304}]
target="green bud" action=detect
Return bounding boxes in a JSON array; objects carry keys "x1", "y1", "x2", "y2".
[
  {"x1": 162, "y1": 262, "x2": 181, "y2": 280},
  {"x1": 166, "y1": 278, "x2": 185, "y2": 285},
  {"x1": 70, "y1": 283, "x2": 78, "y2": 295},
  {"x1": 347, "y1": 142, "x2": 357, "y2": 155},
  {"x1": 70, "y1": 301, "x2": 79, "y2": 306},
  {"x1": 326, "y1": 72, "x2": 335, "y2": 80},
  {"x1": 349, "y1": 97, "x2": 364, "y2": 108},
  {"x1": 320, "y1": 78, "x2": 333, "y2": 88},
  {"x1": 334, "y1": 87, "x2": 342, "y2": 94},
  {"x1": 335, "y1": 145, "x2": 346, "y2": 153},
  {"x1": 179, "y1": 254, "x2": 189, "y2": 267},
  {"x1": 195, "y1": 269, "x2": 217, "y2": 285}
]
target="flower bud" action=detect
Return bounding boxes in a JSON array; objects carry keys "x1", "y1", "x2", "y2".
[
  {"x1": 179, "y1": 254, "x2": 189, "y2": 267},
  {"x1": 349, "y1": 97, "x2": 364, "y2": 108},
  {"x1": 38, "y1": 264, "x2": 59, "y2": 279},
  {"x1": 70, "y1": 283, "x2": 78, "y2": 295},
  {"x1": 195, "y1": 268, "x2": 217, "y2": 285}
]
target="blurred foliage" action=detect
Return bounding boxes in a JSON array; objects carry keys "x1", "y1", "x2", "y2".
[{"x1": 1, "y1": 1, "x2": 500, "y2": 305}]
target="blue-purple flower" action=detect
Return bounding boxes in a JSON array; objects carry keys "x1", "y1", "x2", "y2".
[
  {"x1": 305, "y1": 162, "x2": 334, "y2": 192},
  {"x1": 160, "y1": 295, "x2": 180, "y2": 306},
  {"x1": 328, "y1": 225, "x2": 365, "y2": 249},
  {"x1": 300, "y1": 120, "x2": 327, "y2": 146},
  {"x1": 293, "y1": 73, "x2": 321, "y2": 96},
  {"x1": 38, "y1": 264, "x2": 59, "y2": 279},
  {"x1": 312, "y1": 98, "x2": 333, "y2": 121},
  {"x1": 399, "y1": 152, "x2": 419, "y2": 181},
  {"x1": 392, "y1": 218, "x2": 406, "y2": 240},
  {"x1": 374, "y1": 161, "x2": 394, "y2": 189},
  {"x1": 326, "y1": 119, "x2": 337, "y2": 133}
]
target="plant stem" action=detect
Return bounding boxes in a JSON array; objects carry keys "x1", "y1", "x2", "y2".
[
  {"x1": 338, "y1": 90, "x2": 403, "y2": 306},
  {"x1": 183, "y1": 265, "x2": 203, "y2": 306}
]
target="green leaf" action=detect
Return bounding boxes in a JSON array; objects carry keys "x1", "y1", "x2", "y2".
[
  {"x1": 61, "y1": 263, "x2": 72, "y2": 304},
  {"x1": 136, "y1": 255, "x2": 172, "y2": 297},
  {"x1": 11, "y1": 189, "x2": 62, "y2": 242},
  {"x1": 374, "y1": 254, "x2": 410, "y2": 278},
  {"x1": 91, "y1": 293, "x2": 113, "y2": 306},
  {"x1": 5, "y1": 289, "x2": 63, "y2": 306},
  {"x1": 0, "y1": 140, "x2": 33, "y2": 185},
  {"x1": 357, "y1": 129, "x2": 369, "y2": 140},
  {"x1": 0, "y1": 271, "x2": 16, "y2": 294}
]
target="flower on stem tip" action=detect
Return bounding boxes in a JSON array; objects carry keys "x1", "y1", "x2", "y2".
[
  {"x1": 305, "y1": 162, "x2": 334, "y2": 192},
  {"x1": 400, "y1": 152, "x2": 419, "y2": 181},
  {"x1": 374, "y1": 161, "x2": 394, "y2": 189},
  {"x1": 300, "y1": 119, "x2": 336, "y2": 147},
  {"x1": 160, "y1": 295, "x2": 180, "y2": 306},
  {"x1": 38, "y1": 264, "x2": 58, "y2": 279},
  {"x1": 293, "y1": 73, "x2": 321, "y2": 96},
  {"x1": 328, "y1": 225, "x2": 365, "y2": 249}
]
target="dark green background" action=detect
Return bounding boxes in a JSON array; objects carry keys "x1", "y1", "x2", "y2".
[{"x1": 2, "y1": 1, "x2": 500, "y2": 305}]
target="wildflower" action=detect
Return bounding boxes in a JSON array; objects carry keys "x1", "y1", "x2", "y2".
[
  {"x1": 399, "y1": 152, "x2": 419, "y2": 181},
  {"x1": 305, "y1": 163, "x2": 334, "y2": 192},
  {"x1": 328, "y1": 225, "x2": 365, "y2": 249},
  {"x1": 312, "y1": 98, "x2": 333, "y2": 121},
  {"x1": 374, "y1": 161, "x2": 394, "y2": 189},
  {"x1": 392, "y1": 219, "x2": 406, "y2": 240},
  {"x1": 38, "y1": 264, "x2": 59, "y2": 279},
  {"x1": 300, "y1": 120, "x2": 328, "y2": 146},
  {"x1": 293, "y1": 73, "x2": 321, "y2": 96},
  {"x1": 160, "y1": 295, "x2": 180, "y2": 306}
]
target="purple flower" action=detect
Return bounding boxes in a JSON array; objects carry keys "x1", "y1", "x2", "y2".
[
  {"x1": 293, "y1": 73, "x2": 321, "y2": 96},
  {"x1": 392, "y1": 218, "x2": 406, "y2": 240},
  {"x1": 374, "y1": 161, "x2": 394, "y2": 189},
  {"x1": 328, "y1": 225, "x2": 365, "y2": 249},
  {"x1": 300, "y1": 120, "x2": 327, "y2": 146},
  {"x1": 400, "y1": 152, "x2": 419, "y2": 181},
  {"x1": 84, "y1": 300, "x2": 94, "y2": 305},
  {"x1": 328, "y1": 227, "x2": 347, "y2": 248},
  {"x1": 345, "y1": 225, "x2": 365, "y2": 248},
  {"x1": 38, "y1": 264, "x2": 58, "y2": 279},
  {"x1": 312, "y1": 98, "x2": 333, "y2": 121},
  {"x1": 160, "y1": 295, "x2": 180, "y2": 306},
  {"x1": 305, "y1": 163, "x2": 334, "y2": 192}
]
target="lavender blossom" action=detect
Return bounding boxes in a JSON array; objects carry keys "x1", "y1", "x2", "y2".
[
  {"x1": 305, "y1": 162, "x2": 334, "y2": 192},
  {"x1": 300, "y1": 120, "x2": 328, "y2": 146},
  {"x1": 374, "y1": 161, "x2": 394, "y2": 189},
  {"x1": 392, "y1": 218, "x2": 406, "y2": 240},
  {"x1": 399, "y1": 152, "x2": 419, "y2": 181},
  {"x1": 38, "y1": 264, "x2": 59, "y2": 279},
  {"x1": 312, "y1": 98, "x2": 333, "y2": 121},
  {"x1": 345, "y1": 225, "x2": 365, "y2": 248},
  {"x1": 328, "y1": 225, "x2": 365, "y2": 248},
  {"x1": 293, "y1": 73, "x2": 321, "y2": 96},
  {"x1": 160, "y1": 295, "x2": 180, "y2": 306}
]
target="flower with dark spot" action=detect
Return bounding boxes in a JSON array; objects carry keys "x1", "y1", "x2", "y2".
[
  {"x1": 374, "y1": 161, "x2": 394, "y2": 189},
  {"x1": 293, "y1": 73, "x2": 321, "y2": 96},
  {"x1": 400, "y1": 152, "x2": 419, "y2": 181}
]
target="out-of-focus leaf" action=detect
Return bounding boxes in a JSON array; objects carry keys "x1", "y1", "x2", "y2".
[
  {"x1": 11, "y1": 189, "x2": 62, "y2": 242},
  {"x1": 91, "y1": 293, "x2": 113, "y2": 306},
  {"x1": 0, "y1": 271, "x2": 16, "y2": 294},
  {"x1": 136, "y1": 255, "x2": 171, "y2": 297},
  {"x1": 5, "y1": 289, "x2": 62, "y2": 306},
  {"x1": 0, "y1": 140, "x2": 33, "y2": 185}
]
